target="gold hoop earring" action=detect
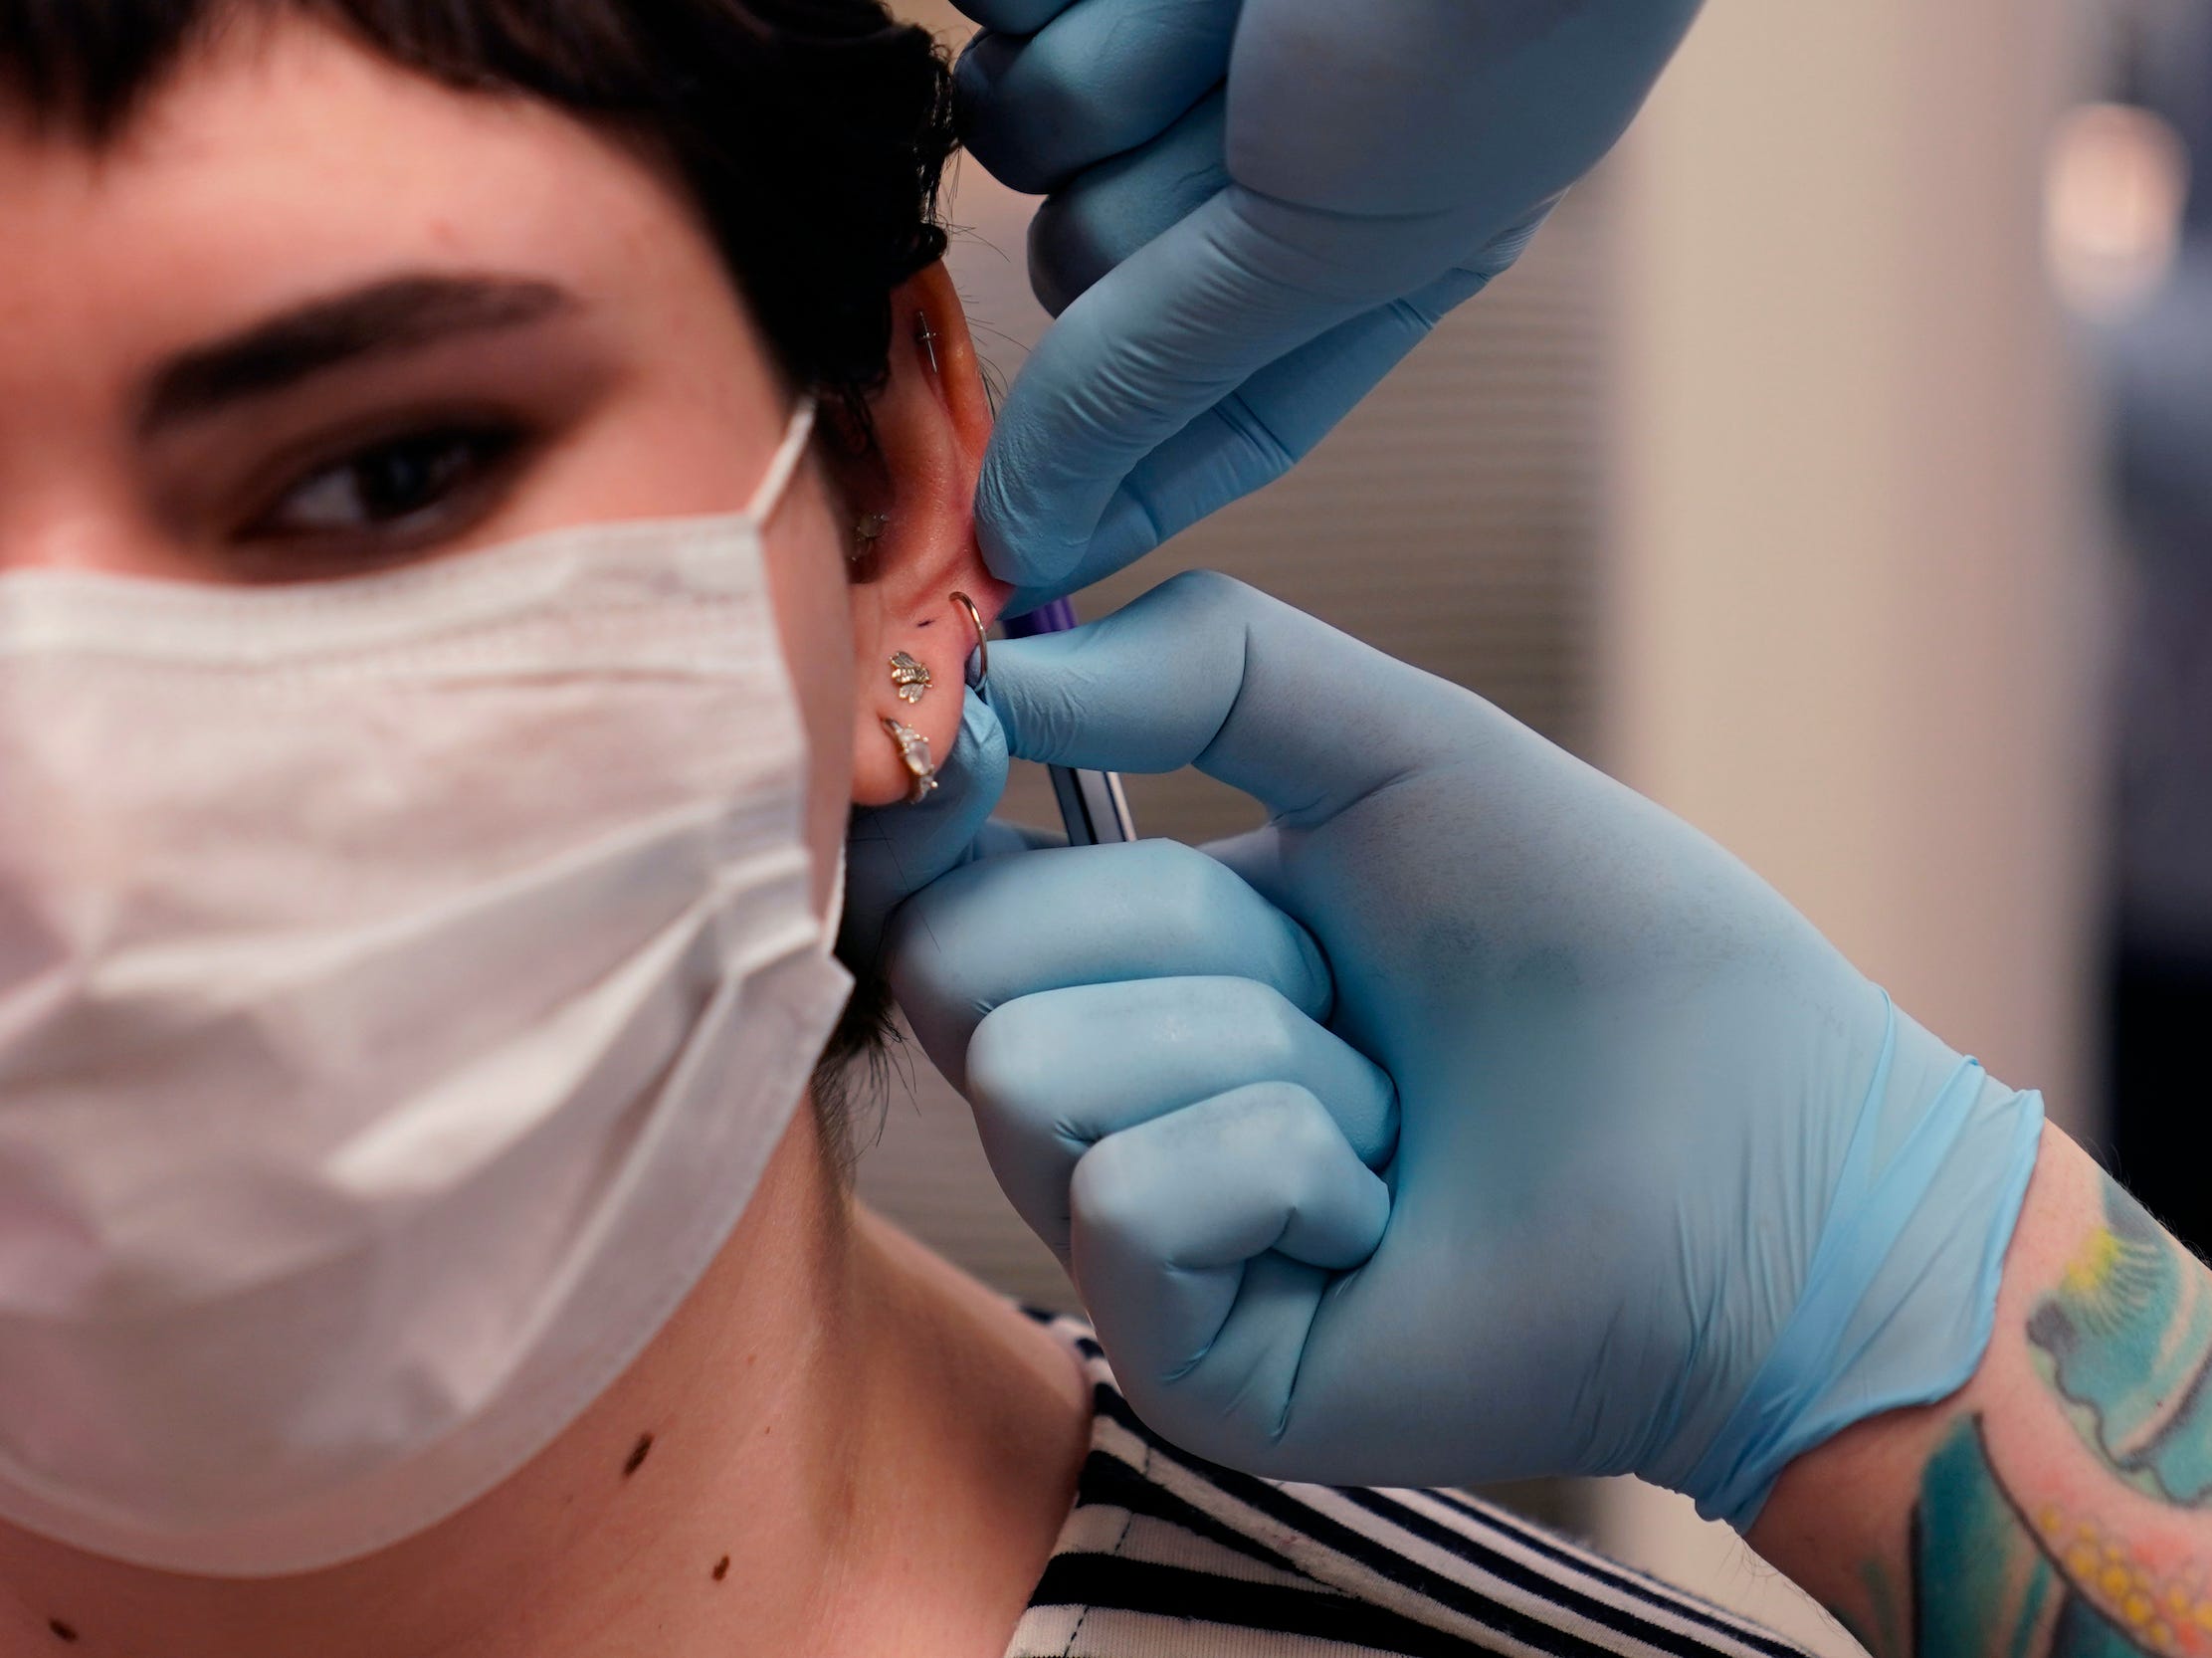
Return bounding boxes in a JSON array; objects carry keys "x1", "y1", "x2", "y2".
[{"x1": 950, "y1": 591, "x2": 988, "y2": 691}]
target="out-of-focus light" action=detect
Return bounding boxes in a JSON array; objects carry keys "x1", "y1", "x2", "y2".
[{"x1": 2045, "y1": 101, "x2": 2191, "y2": 320}]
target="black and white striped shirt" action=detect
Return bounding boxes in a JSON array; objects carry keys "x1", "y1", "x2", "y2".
[{"x1": 1007, "y1": 1314, "x2": 1816, "y2": 1658}]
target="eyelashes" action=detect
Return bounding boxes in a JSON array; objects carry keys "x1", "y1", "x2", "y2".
[
  {"x1": 207, "y1": 416, "x2": 543, "y2": 584},
  {"x1": 240, "y1": 416, "x2": 532, "y2": 546}
]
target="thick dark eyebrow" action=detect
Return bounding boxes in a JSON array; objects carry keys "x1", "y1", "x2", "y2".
[{"x1": 136, "y1": 274, "x2": 579, "y2": 437}]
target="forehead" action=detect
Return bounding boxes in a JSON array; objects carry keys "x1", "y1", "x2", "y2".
[{"x1": 0, "y1": 9, "x2": 726, "y2": 387}]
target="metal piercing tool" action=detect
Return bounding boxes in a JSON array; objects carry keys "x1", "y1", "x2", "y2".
[{"x1": 998, "y1": 599, "x2": 1136, "y2": 846}]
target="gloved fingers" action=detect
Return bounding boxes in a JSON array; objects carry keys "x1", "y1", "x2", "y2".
[
  {"x1": 1223, "y1": 0, "x2": 1702, "y2": 217},
  {"x1": 1028, "y1": 268, "x2": 1496, "y2": 596},
  {"x1": 841, "y1": 694, "x2": 1010, "y2": 970},
  {"x1": 993, "y1": 264, "x2": 1511, "y2": 609},
  {"x1": 1028, "y1": 89, "x2": 1228, "y2": 319},
  {"x1": 977, "y1": 188, "x2": 1419, "y2": 591},
  {"x1": 1023, "y1": 102, "x2": 1539, "y2": 320},
  {"x1": 955, "y1": 0, "x2": 1238, "y2": 197},
  {"x1": 1069, "y1": 1082, "x2": 1388, "y2": 1458},
  {"x1": 1074, "y1": 1083, "x2": 1387, "y2": 1271},
  {"x1": 990, "y1": 570, "x2": 1470, "y2": 825},
  {"x1": 948, "y1": 0, "x2": 1077, "y2": 36},
  {"x1": 964, "y1": 975, "x2": 1397, "y2": 1255},
  {"x1": 885, "y1": 836, "x2": 1328, "y2": 1092},
  {"x1": 968, "y1": 818, "x2": 1066, "y2": 860}
]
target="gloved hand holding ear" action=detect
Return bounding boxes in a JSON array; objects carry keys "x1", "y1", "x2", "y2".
[
  {"x1": 951, "y1": 0, "x2": 1705, "y2": 606},
  {"x1": 883, "y1": 572, "x2": 2044, "y2": 1530},
  {"x1": 846, "y1": 0, "x2": 1710, "y2": 941}
]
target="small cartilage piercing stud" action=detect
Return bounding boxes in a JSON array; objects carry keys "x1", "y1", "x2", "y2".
[
  {"x1": 916, "y1": 313, "x2": 941, "y2": 377},
  {"x1": 890, "y1": 651, "x2": 933, "y2": 706},
  {"x1": 882, "y1": 717, "x2": 938, "y2": 805},
  {"x1": 852, "y1": 513, "x2": 889, "y2": 562}
]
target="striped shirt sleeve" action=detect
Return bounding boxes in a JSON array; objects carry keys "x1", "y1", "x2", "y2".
[{"x1": 1005, "y1": 1314, "x2": 1821, "y2": 1658}]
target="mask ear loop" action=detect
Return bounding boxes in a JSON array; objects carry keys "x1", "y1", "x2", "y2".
[
  {"x1": 737, "y1": 397, "x2": 848, "y2": 922},
  {"x1": 746, "y1": 396, "x2": 819, "y2": 525}
]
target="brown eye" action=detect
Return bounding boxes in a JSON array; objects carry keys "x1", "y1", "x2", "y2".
[{"x1": 247, "y1": 425, "x2": 524, "y2": 540}]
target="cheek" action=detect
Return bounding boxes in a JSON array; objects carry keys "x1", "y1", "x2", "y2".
[{"x1": 758, "y1": 489, "x2": 860, "y2": 917}]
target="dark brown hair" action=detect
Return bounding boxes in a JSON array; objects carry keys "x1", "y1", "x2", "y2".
[{"x1": 0, "y1": 0, "x2": 957, "y2": 416}]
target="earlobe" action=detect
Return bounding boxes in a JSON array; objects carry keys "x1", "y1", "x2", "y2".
[{"x1": 838, "y1": 262, "x2": 1014, "y2": 809}]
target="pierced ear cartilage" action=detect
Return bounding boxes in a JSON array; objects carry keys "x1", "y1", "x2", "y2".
[
  {"x1": 915, "y1": 313, "x2": 941, "y2": 377},
  {"x1": 851, "y1": 513, "x2": 890, "y2": 563},
  {"x1": 882, "y1": 718, "x2": 938, "y2": 805},
  {"x1": 889, "y1": 651, "x2": 933, "y2": 705},
  {"x1": 949, "y1": 591, "x2": 988, "y2": 691}
]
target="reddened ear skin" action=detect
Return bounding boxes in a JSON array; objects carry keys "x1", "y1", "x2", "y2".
[{"x1": 835, "y1": 262, "x2": 1014, "y2": 809}]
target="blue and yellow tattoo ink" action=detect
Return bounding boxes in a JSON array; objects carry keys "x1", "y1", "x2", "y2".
[{"x1": 2029, "y1": 1180, "x2": 2212, "y2": 1508}]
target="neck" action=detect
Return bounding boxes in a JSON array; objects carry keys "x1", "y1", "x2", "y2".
[{"x1": 0, "y1": 1110, "x2": 1090, "y2": 1658}]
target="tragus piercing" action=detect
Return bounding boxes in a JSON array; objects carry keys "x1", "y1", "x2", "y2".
[
  {"x1": 949, "y1": 591, "x2": 988, "y2": 691},
  {"x1": 889, "y1": 651, "x2": 933, "y2": 706},
  {"x1": 882, "y1": 718, "x2": 938, "y2": 805}
]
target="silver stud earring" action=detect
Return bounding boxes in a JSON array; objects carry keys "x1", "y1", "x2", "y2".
[
  {"x1": 890, "y1": 651, "x2": 932, "y2": 705},
  {"x1": 882, "y1": 718, "x2": 938, "y2": 805}
]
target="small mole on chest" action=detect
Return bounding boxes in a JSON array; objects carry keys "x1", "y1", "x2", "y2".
[
  {"x1": 622, "y1": 1432, "x2": 654, "y2": 1478},
  {"x1": 47, "y1": 1620, "x2": 78, "y2": 1644},
  {"x1": 711, "y1": 1555, "x2": 730, "y2": 1582}
]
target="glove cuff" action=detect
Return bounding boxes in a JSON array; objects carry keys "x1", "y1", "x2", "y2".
[{"x1": 1675, "y1": 995, "x2": 2046, "y2": 1530}]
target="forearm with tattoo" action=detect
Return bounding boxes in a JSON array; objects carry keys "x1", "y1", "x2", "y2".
[{"x1": 1750, "y1": 1131, "x2": 2212, "y2": 1657}]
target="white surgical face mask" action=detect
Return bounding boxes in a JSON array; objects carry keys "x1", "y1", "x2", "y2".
[{"x1": 0, "y1": 400, "x2": 854, "y2": 1575}]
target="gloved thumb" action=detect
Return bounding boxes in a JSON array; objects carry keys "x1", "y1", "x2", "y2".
[{"x1": 988, "y1": 570, "x2": 1470, "y2": 824}]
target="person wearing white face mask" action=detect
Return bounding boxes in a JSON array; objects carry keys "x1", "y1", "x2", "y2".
[{"x1": 0, "y1": 4, "x2": 1822, "y2": 1658}]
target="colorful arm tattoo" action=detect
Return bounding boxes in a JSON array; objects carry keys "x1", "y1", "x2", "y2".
[
  {"x1": 2029, "y1": 1181, "x2": 2212, "y2": 1509},
  {"x1": 1871, "y1": 1174, "x2": 2212, "y2": 1657}
]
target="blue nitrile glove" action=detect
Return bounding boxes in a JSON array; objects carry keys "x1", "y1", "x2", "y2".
[
  {"x1": 885, "y1": 573, "x2": 2046, "y2": 1528},
  {"x1": 951, "y1": 0, "x2": 1704, "y2": 603}
]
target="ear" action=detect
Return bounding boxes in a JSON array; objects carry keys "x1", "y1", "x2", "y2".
[{"x1": 832, "y1": 263, "x2": 1014, "y2": 808}]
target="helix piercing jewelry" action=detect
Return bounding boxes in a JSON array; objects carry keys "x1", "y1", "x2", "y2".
[
  {"x1": 851, "y1": 513, "x2": 889, "y2": 562},
  {"x1": 889, "y1": 651, "x2": 933, "y2": 705},
  {"x1": 915, "y1": 313, "x2": 941, "y2": 377},
  {"x1": 882, "y1": 718, "x2": 938, "y2": 804},
  {"x1": 949, "y1": 591, "x2": 988, "y2": 691}
]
